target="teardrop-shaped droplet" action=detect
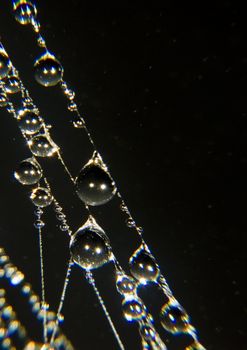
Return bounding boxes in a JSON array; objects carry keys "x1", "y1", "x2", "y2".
[
  {"x1": 0, "y1": 51, "x2": 11, "y2": 79},
  {"x1": 29, "y1": 134, "x2": 57, "y2": 157},
  {"x1": 160, "y1": 301, "x2": 190, "y2": 334},
  {"x1": 4, "y1": 76, "x2": 21, "y2": 94},
  {"x1": 13, "y1": 1, "x2": 37, "y2": 25},
  {"x1": 34, "y1": 53, "x2": 63, "y2": 87},
  {"x1": 75, "y1": 160, "x2": 116, "y2": 206},
  {"x1": 14, "y1": 158, "x2": 42, "y2": 185},
  {"x1": 30, "y1": 187, "x2": 53, "y2": 207},
  {"x1": 17, "y1": 109, "x2": 42, "y2": 135},
  {"x1": 122, "y1": 298, "x2": 146, "y2": 322},
  {"x1": 70, "y1": 217, "x2": 112, "y2": 270},
  {"x1": 130, "y1": 246, "x2": 160, "y2": 283},
  {"x1": 116, "y1": 274, "x2": 137, "y2": 295},
  {"x1": 0, "y1": 93, "x2": 8, "y2": 107}
]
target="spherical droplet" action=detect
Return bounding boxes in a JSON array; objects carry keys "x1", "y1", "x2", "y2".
[
  {"x1": 14, "y1": 1, "x2": 37, "y2": 25},
  {"x1": 4, "y1": 76, "x2": 21, "y2": 94},
  {"x1": 160, "y1": 302, "x2": 190, "y2": 334},
  {"x1": 122, "y1": 298, "x2": 146, "y2": 322},
  {"x1": 30, "y1": 187, "x2": 53, "y2": 207},
  {"x1": 0, "y1": 93, "x2": 8, "y2": 107},
  {"x1": 139, "y1": 324, "x2": 156, "y2": 341},
  {"x1": 14, "y1": 159, "x2": 42, "y2": 185},
  {"x1": 75, "y1": 163, "x2": 116, "y2": 206},
  {"x1": 34, "y1": 53, "x2": 63, "y2": 87},
  {"x1": 17, "y1": 109, "x2": 42, "y2": 135},
  {"x1": 34, "y1": 220, "x2": 45, "y2": 229},
  {"x1": 0, "y1": 51, "x2": 11, "y2": 79},
  {"x1": 70, "y1": 225, "x2": 111, "y2": 270},
  {"x1": 116, "y1": 275, "x2": 136, "y2": 295},
  {"x1": 130, "y1": 248, "x2": 159, "y2": 283},
  {"x1": 29, "y1": 135, "x2": 57, "y2": 157}
]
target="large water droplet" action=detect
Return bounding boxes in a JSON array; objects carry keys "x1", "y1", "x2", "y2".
[
  {"x1": 160, "y1": 301, "x2": 190, "y2": 334},
  {"x1": 34, "y1": 53, "x2": 63, "y2": 87},
  {"x1": 75, "y1": 159, "x2": 116, "y2": 206},
  {"x1": 130, "y1": 246, "x2": 160, "y2": 283},
  {"x1": 30, "y1": 187, "x2": 53, "y2": 207},
  {"x1": 17, "y1": 109, "x2": 42, "y2": 135},
  {"x1": 29, "y1": 134, "x2": 57, "y2": 157},
  {"x1": 14, "y1": 158, "x2": 42, "y2": 185},
  {"x1": 70, "y1": 217, "x2": 111, "y2": 270},
  {"x1": 122, "y1": 298, "x2": 146, "y2": 322},
  {"x1": 4, "y1": 76, "x2": 21, "y2": 94},
  {"x1": 0, "y1": 51, "x2": 11, "y2": 79},
  {"x1": 14, "y1": 1, "x2": 37, "y2": 25}
]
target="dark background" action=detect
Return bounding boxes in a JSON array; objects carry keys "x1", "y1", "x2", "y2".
[{"x1": 0, "y1": 1, "x2": 246, "y2": 349}]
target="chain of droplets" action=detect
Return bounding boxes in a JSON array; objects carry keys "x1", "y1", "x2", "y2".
[
  {"x1": 0, "y1": 247, "x2": 75, "y2": 350},
  {"x1": 0, "y1": 36, "x2": 167, "y2": 349},
  {"x1": 7, "y1": 1, "x2": 207, "y2": 349}
]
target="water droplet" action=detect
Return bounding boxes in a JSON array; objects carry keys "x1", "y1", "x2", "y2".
[
  {"x1": 75, "y1": 161, "x2": 116, "y2": 206},
  {"x1": 70, "y1": 218, "x2": 111, "y2": 270},
  {"x1": 21, "y1": 283, "x2": 32, "y2": 295},
  {"x1": 4, "y1": 76, "x2": 21, "y2": 94},
  {"x1": 160, "y1": 301, "x2": 190, "y2": 334},
  {"x1": 67, "y1": 102, "x2": 77, "y2": 112},
  {"x1": 122, "y1": 298, "x2": 146, "y2": 322},
  {"x1": 34, "y1": 53, "x2": 63, "y2": 87},
  {"x1": 14, "y1": 158, "x2": 42, "y2": 185},
  {"x1": 120, "y1": 202, "x2": 129, "y2": 213},
  {"x1": 130, "y1": 247, "x2": 160, "y2": 283},
  {"x1": 17, "y1": 109, "x2": 42, "y2": 135},
  {"x1": 14, "y1": 1, "x2": 37, "y2": 25},
  {"x1": 30, "y1": 187, "x2": 53, "y2": 207},
  {"x1": 34, "y1": 219, "x2": 45, "y2": 229},
  {"x1": 35, "y1": 208, "x2": 43, "y2": 216},
  {"x1": 0, "y1": 93, "x2": 8, "y2": 107},
  {"x1": 0, "y1": 51, "x2": 11, "y2": 79},
  {"x1": 64, "y1": 88, "x2": 75, "y2": 100},
  {"x1": 126, "y1": 218, "x2": 135, "y2": 228},
  {"x1": 73, "y1": 117, "x2": 85, "y2": 128},
  {"x1": 29, "y1": 134, "x2": 57, "y2": 157},
  {"x1": 37, "y1": 35, "x2": 46, "y2": 48},
  {"x1": 139, "y1": 324, "x2": 156, "y2": 341},
  {"x1": 59, "y1": 223, "x2": 69, "y2": 231},
  {"x1": 10, "y1": 271, "x2": 24, "y2": 285},
  {"x1": 186, "y1": 342, "x2": 206, "y2": 350},
  {"x1": 116, "y1": 275, "x2": 136, "y2": 295}
]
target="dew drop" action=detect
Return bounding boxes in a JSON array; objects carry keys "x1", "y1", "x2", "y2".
[
  {"x1": 14, "y1": 158, "x2": 42, "y2": 185},
  {"x1": 34, "y1": 53, "x2": 63, "y2": 87},
  {"x1": 160, "y1": 301, "x2": 190, "y2": 334},
  {"x1": 14, "y1": 1, "x2": 37, "y2": 25},
  {"x1": 29, "y1": 134, "x2": 57, "y2": 157},
  {"x1": 70, "y1": 217, "x2": 111, "y2": 270},
  {"x1": 4, "y1": 76, "x2": 21, "y2": 94},
  {"x1": 0, "y1": 93, "x2": 8, "y2": 107},
  {"x1": 0, "y1": 51, "x2": 11, "y2": 79},
  {"x1": 75, "y1": 160, "x2": 116, "y2": 206},
  {"x1": 130, "y1": 246, "x2": 160, "y2": 283},
  {"x1": 17, "y1": 109, "x2": 42, "y2": 135},
  {"x1": 116, "y1": 274, "x2": 137, "y2": 295},
  {"x1": 122, "y1": 298, "x2": 146, "y2": 322},
  {"x1": 30, "y1": 187, "x2": 53, "y2": 207}
]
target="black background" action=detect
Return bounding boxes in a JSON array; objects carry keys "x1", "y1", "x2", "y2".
[{"x1": 0, "y1": 1, "x2": 246, "y2": 349}]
